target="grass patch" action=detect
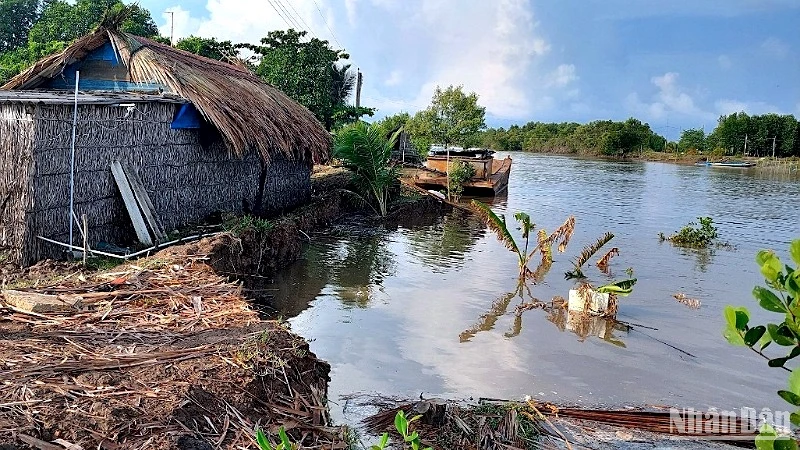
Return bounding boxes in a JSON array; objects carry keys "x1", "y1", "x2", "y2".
[{"x1": 223, "y1": 214, "x2": 274, "y2": 236}]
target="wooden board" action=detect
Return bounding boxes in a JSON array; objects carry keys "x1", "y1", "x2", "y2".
[
  {"x1": 121, "y1": 163, "x2": 166, "y2": 242},
  {"x1": 110, "y1": 161, "x2": 153, "y2": 246},
  {"x1": 2, "y1": 289, "x2": 83, "y2": 313}
]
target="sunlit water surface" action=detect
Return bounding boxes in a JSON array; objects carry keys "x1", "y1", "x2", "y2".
[{"x1": 263, "y1": 154, "x2": 800, "y2": 422}]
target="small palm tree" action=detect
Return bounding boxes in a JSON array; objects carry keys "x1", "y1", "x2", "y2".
[{"x1": 334, "y1": 121, "x2": 399, "y2": 216}]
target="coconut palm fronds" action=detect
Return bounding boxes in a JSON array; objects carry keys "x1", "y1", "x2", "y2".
[
  {"x1": 566, "y1": 232, "x2": 614, "y2": 279},
  {"x1": 334, "y1": 122, "x2": 399, "y2": 216}
]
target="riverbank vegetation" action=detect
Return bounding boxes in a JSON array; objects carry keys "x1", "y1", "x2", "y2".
[{"x1": 479, "y1": 112, "x2": 800, "y2": 158}]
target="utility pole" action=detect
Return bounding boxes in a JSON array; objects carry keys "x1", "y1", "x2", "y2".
[
  {"x1": 355, "y1": 69, "x2": 363, "y2": 108},
  {"x1": 167, "y1": 11, "x2": 175, "y2": 46}
]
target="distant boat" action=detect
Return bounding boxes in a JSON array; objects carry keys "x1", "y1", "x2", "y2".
[{"x1": 694, "y1": 160, "x2": 756, "y2": 168}]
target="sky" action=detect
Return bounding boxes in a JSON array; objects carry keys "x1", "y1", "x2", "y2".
[{"x1": 139, "y1": 0, "x2": 800, "y2": 139}]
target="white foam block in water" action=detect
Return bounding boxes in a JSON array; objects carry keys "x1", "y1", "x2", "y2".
[{"x1": 568, "y1": 289, "x2": 610, "y2": 314}]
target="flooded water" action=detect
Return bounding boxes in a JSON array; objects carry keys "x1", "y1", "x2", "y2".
[{"x1": 265, "y1": 153, "x2": 800, "y2": 420}]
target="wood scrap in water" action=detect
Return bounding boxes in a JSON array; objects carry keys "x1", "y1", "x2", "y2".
[{"x1": 673, "y1": 292, "x2": 702, "y2": 309}]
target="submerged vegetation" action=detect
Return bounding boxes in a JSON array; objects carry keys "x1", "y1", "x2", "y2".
[
  {"x1": 659, "y1": 217, "x2": 721, "y2": 248},
  {"x1": 724, "y1": 239, "x2": 800, "y2": 447},
  {"x1": 471, "y1": 200, "x2": 636, "y2": 329},
  {"x1": 334, "y1": 121, "x2": 400, "y2": 217}
]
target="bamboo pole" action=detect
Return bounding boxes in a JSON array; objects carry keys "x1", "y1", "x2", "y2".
[{"x1": 68, "y1": 71, "x2": 80, "y2": 251}]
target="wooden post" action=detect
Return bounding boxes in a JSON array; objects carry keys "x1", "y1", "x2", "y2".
[
  {"x1": 82, "y1": 214, "x2": 88, "y2": 265},
  {"x1": 355, "y1": 69, "x2": 363, "y2": 108}
]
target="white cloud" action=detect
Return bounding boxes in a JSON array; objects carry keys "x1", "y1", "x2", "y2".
[
  {"x1": 396, "y1": 0, "x2": 565, "y2": 119},
  {"x1": 160, "y1": 0, "x2": 340, "y2": 47},
  {"x1": 157, "y1": 0, "x2": 576, "y2": 121},
  {"x1": 384, "y1": 70, "x2": 403, "y2": 87},
  {"x1": 344, "y1": 0, "x2": 358, "y2": 26},
  {"x1": 159, "y1": 6, "x2": 201, "y2": 43},
  {"x1": 626, "y1": 72, "x2": 715, "y2": 122},
  {"x1": 717, "y1": 55, "x2": 732, "y2": 69},
  {"x1": 761, "y1": 37, "x2": 789, "y2": 59},
  {"x1": 547, "y1": 64, "x2": 578, "y2": 88},
  {"x1": 715, "y1": 99, "x2": 783, "y2": 115}
]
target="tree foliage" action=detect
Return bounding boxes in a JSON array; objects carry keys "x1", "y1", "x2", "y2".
[
  {"x1": 678, "y1": 128, "x2": 707, "y2": 152},
  {"x1": 708, "y1": 112, "x2": 799, "y2": 157},
  {"x1": 0, "y1": 0, "x2": 40, "y2": 53},
  {"x1": 405, "y1": 85, "x2": 486, "y2": 152},
  {"x1": 482, "y1": 118, "x2": 665, "y2": 156},
  {"x1": 242, "y1": 29, "x2": 371, "y2": 131},
  {"x1": 175, "y1": 35, "x2": 238, "y2": 62}
]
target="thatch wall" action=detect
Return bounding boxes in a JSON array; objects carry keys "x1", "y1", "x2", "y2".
[
  {"x1": 0, "y1": 104, "x2": 36, "y2": 264},
  {"x1": 14, "y1": 101, "x2": 310, "y2": 265}
]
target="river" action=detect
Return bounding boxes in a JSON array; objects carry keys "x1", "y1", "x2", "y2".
[{"x1": 264, "y1": 153, "x2": 800, "y2": 422}]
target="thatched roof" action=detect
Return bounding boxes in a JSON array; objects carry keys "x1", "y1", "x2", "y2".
[{"x1": 2, "y1": 28, "x2": 330, "y2": 163}]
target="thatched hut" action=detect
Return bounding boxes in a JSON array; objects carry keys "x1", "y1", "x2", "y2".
[{"x1": 0, "y1": 27, "x2": 330, "y2": 266}]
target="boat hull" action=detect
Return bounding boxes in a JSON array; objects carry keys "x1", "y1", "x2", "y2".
[{"x1": 402, "y1": 156, "x2": 512, "y2": 195}]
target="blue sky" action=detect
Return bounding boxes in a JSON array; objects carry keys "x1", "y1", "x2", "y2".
[{"x1": 139, "y1": 0, "x2": 799, "y2": 139}]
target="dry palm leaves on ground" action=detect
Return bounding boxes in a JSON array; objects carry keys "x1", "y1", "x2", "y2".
[{"x1": 0, "y1": 250, "x2": 346, "y2": 450}]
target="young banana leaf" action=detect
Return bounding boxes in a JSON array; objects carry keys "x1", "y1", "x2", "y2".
[{"x1": 596, "y1": 278, "x2": 638, "y2": 296}]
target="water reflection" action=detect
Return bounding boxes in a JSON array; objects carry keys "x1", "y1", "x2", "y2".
[
  {"x1": 403, "y1": 209, "x2": 487, "y2": 272},
  {"x1": 262, "y1": 232, "x2": 396, "y2": 316},
  {"x1": 459, "y1": 276, "x2": 628, "y2": 347}
]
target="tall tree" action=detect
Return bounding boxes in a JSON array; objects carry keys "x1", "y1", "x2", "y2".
[
  {"x1": 678, "y1": 128, "x2": 707, "y2": 152},
  {"x1": 406, "y1": 85, "x2": 486, "y2": 151},
  {"x1": 244, "y1": 29, "x2": 368, "y2": 130},
  {"x1": 0, "y1": 0, "x2": 41, "y2": 53}
]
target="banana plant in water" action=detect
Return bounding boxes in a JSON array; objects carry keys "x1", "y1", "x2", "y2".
[
  {"x1": 471, "y1": 200, "x2": 574, "y2": 280},
  {"x1": 334, "y1": 121, "x2": 400, "y2": 217}
]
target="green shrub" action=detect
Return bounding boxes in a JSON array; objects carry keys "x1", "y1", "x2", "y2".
[
  {"x1": 448, "y1": 160, "x2": 476, "y2": 201},
  {"x1": 659, "y1": 217, "x2": 719, "y2": 248}
]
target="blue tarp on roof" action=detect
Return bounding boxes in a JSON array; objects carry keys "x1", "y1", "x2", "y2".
[{"x1": 171, "y1": 103, "x2": 202, "y2": 129}]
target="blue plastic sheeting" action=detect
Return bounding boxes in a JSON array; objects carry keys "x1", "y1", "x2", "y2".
[
  {"x1": 46, "y1": 42, "x2": 165, "y2": 92},
  {"x1": 171, "y1": 104, "x2": 203, "y2": 129}
]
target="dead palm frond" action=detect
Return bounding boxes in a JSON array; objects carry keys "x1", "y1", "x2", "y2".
[
  {"x1": 566, "y1": 232, "x2": 614, "y2": 279},
  {"x1": 536, "y1": 216, "x2": 575, "y2": 254},
  {"x1": 596, "y1": 247, "x2": 619, "y2": 272}
]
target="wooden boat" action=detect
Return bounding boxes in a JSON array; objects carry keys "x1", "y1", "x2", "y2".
[
  {"x1": 402, "y1": 147, "x2": 512, "y2": 195},
  {"x1": 695, "y1": 160, "x2": 756, "y2": 168}
]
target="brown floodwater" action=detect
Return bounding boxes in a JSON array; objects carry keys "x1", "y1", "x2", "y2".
[{"x1": 262, "y1": 153, "x2": 800, "y2": 423}]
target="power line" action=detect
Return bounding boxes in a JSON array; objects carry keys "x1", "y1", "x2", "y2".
[
  {"x1": 311, "y1": 0, "x2": 343, "y2": 48},
  {"x1": 266, "y1": 0, "x2": 299, "y2": 31},
  {"x1": 278, "y1": 0, "x2": 320, "y2": 39}
]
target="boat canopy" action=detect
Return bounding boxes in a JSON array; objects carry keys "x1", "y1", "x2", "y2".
[{"x1": 428, "y1": 145, "x2": 494, "y2": 158}]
